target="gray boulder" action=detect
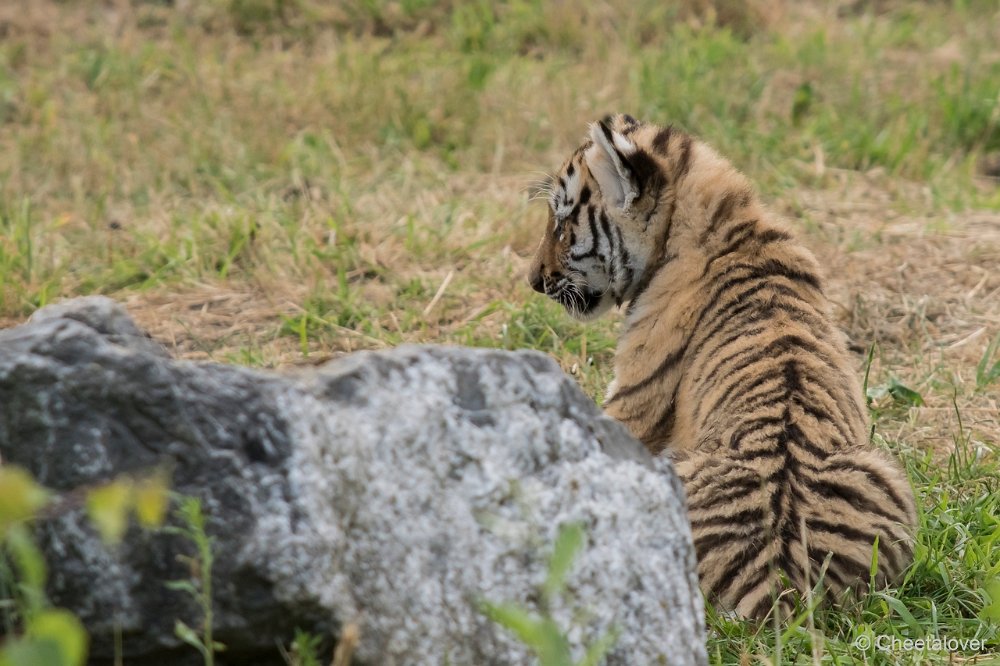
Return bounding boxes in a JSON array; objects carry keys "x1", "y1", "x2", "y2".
[{"x1": 0, "y1": 296, "x2": 706, "y2": 665}]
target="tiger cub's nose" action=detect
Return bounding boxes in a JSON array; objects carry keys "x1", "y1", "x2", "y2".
[{"x1": 528, "y1": 270, "x2": 545, "y2": 294}]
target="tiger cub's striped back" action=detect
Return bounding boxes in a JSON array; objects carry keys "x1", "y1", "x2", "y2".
[{"x1": 528, "y1": 114, "x2": 916, "y2": 619}]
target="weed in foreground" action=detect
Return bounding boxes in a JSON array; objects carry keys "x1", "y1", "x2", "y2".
[
  {"x1": 165, "y1": 495, "x2": 224, "y2": 666},
  {"x1": 480, "y1": 523, "x2": 619, "y2": 666},
  {"x1": 0, "y1": 467, "x2": 170, "y2": 666}
]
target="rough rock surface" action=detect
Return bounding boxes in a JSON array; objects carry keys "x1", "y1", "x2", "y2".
[{"x1": 0, "y1": 296, "x2": 707, "y2": 665}]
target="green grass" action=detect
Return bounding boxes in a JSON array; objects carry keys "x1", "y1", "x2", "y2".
[{"x1": 1, "y1": 1, "x2": 999, "y2": 663}]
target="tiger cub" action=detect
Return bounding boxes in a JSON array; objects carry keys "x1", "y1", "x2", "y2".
[{"x1": 527, "y1": 114, "x2": 917, "y2": 619}]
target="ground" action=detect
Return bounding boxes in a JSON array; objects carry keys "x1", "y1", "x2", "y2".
[{"x1": 1, "y1": 1, "x2": 998, "y2": 664}]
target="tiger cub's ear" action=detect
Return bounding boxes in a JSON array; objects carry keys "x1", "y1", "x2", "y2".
[{"x1": 585, "y1": 119, "x2": 639, "y2": 211}]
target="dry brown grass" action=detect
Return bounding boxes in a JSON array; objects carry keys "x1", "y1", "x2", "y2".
[{"x1": 777, "y1": 169, "x2": 1000, "y2": 456}]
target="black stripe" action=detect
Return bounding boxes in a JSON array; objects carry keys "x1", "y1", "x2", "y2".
[
  {"x1": 793, "y1": 398, "x2": 850, "y2": 445},
  {"x1": 605, "y1": 344, "x2": 687, "y2": 403},
  {"x1": 808, "y1": 548, "x2": 848, "y2": 588},
  {"x1": 733, "y1": 445, "x2": 787, "y2": 464},
  {"x1": 687, "y1": 295, "x2": 833, "y2": 389},
  {"x1": 652, "y1": 125, "x2": 674, "y2": 155},
  {"x1": 645, "y1": 400, "x2": 676, "y2": 444},
  {"x1": 729, "y1": 415, "x2": 786, "y2": 450},
  {"x1": 723, "y1": 219, "x2": 758, "y2": 244},
  {"x1": 598, "y1": 118, "x2": 615, "y2": 141},
  {"x1": 756, "y1": 228, "x2": 792, "y2": 244},
  {"x1": 748, "y1": 592, "x2": 774, "y2": 620},
  {"x1": 689, "y1": 530, "x2": 732, "y2": 557},
  {"x1": 615, "y1": 225, "x2": 631, "y2": 267},
  {"x1": 613, "y1": 224, "x2": 633, "y2": 302},
  {"x1": 703, "y1": 224, "x2": 791, "y2": 278},
  {"x1": 769, "y1": 476, "x2": 788, "y2": 525},
  {"x1": 697, "y1": 325, "x2": 767, "y2": 373},
  {"x1": 643, "y1": 196, "x2": 661, "y2": 229},
  {"x1": 823, "y1": 459, "x2": 913, "y2": 519},
  {"x1": 711, "y1": 335, "x2": 823, "y2": 396},
  {"x1": 624, "y1": 217, "x2": 675, "y2": 314},
  {"x1": 701, "y1": 189, "x2": 750, "y2": 243},
  {"x1": 805, "y1": 517, "x2": 879, "y2": 549},
  {"x1": 733, "y1": 258, "x2": 822, "y2": 292},
  {"x1": 783, "y1": 360, "x2": 802, "y2": 392},
  {"x1": 569, "y1": 206, "x2": 599, "y2": 260},
  {"x1": 603, "y1": 213, "x2": 618, "y2": 285},
  {"x1": 675, "y1": 135, "x2": 693, "y2": 181},
  {"x1": 694, "y1": 506, "x2": 766, "y2": 531},
  {"x1": 687, "y1": 479, "x2": 762, "y2": 511},
  {"x1": 701, "y1": 227, "x2": 757, "y2": 277},
  {"x1": 687, "y1": 283, "x2": 792, "y2": 365},
  {"x1": 713, "y1": 543, "x2": 769, "y2": 601},
  {"x1": 781, "y1": 417, "x2": 832, "y2": 462},
  {"x1": 697, "y1": 267, "x2": 782, "y2": 322},
  {"x1": 702, "y1": 339, "x2": 830, "y2": 421},
  {"x1": 737, "y1": 382, "x2": 790, "y2": 414},
  {"x1": 808, "y1": 479, "x2": 907, "y2": 533},
  {"x1": 598, "y1": 209, "x2": 613, "y2": 252},
  {"x1": 821, "y1": 547, "x2": 878, "y2": 586},
  {"x1": 626, "y1": 148, "x2": 664, "y2": 199},
  {"x1": 566, "y1": 199, "x2": 582, "y2": 224},
  {"x1": 682, "y1": 459, "x2": 740, "y2": 496}
]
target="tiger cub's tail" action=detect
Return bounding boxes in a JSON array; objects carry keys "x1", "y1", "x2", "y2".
[{"x1": 676, "y1": 447, "x2": 916, "y2": 619}]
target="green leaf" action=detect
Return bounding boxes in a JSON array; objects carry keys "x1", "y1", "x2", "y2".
[
  {"x1": 0, "y1": 639, "x2": 65, "y2": 666},
  {"x1": 577, "y1": 627, "x2": 620, "y2": 666},
  {"x1": 28, "y1": 609, "x2": 88, "y2": 666},
  {"x1": 290, "y1": 629, "x2": 323, "y2": 666},
  {"x1": 982, "y1": 578, "x2": 1000, "y2": 622},
  {"x1": 887, "y1": 378, "x2": 924, "y2": 406},
  {"x1": 867, "y1": 378, "x2": 924, "y2": 408},
  {"x1": 544, "y1": 523, "x2": 584, "y2": 602},
  {"x1": 791, "y1": 81, "x2": 814, "y2": 125},
  {"x1": 5, "y1": 523, "x2": 47, "y2": 614},
  {"x1": 0, "y1": 466, "x2": 51, "y2": 532},
  {"x1": 174, "y1": 619, "x2": 205, "y2": 652},
  {"x1": 873, "y1": 593, "x2": 921, "y2": 634},
  {"x1": 976, "y1": 332, "x2": 1000, "y2": 390},
  {"x1": 480, "y1": 601, "x2": 572, "y2": 666},
  {"x1": 868, "y1": 535, "x2": 880, "y2": 590},
  {"x1": 133, "y1": 472, "x2": 170, "y2": 528},
  {"x1": 165, "y1": 579, "x2": 200, "y2": 596},
  {"x1": 173, "y1": 494, "x2": 207, "y2": 536},
  {"x1": 85, "y1": 480, "x2": 133, "y2": 544},
  {"x1": 533, "y1": 617, "x2": 573, "y2": 666},
  {"x1": 480, "y1": 601, "x2": 546, "y2": 646}
]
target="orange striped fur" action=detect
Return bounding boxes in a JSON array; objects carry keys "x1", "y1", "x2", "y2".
[{"x1": 528, "y1": 114, "x2": 917, "y2": 619}]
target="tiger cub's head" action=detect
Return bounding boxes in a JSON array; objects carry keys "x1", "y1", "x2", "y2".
[{"x1": 527, "y1": 114, "x2": 668, "y2": 321}]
